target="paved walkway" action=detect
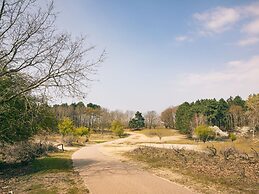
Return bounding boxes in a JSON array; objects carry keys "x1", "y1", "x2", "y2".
[{"x1": 72, "y1": 133, "x2": 195, "y2": 194}]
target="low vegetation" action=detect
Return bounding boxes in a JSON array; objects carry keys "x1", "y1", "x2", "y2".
[
  {"x1": 194, "y1": 125, "x2": 216, "y2": 142},
  {"x1": 89, "y1": 131, "x2": 120, "y2": 143},
  {"x1": 229, "y1": 133, "x2": 237, "y2": 142},
  {"x1": 136, "y1": 128, "x2": 176, "y2": 138},
  {"x1": 0, "y1": 151, "x2": 88, "y2": 194},
  {"x1": 202, "y1": 137, "x2": 259, "y2": 154},
  {"x1": 0, "y1": 142, "x2": 58, "y2": 164},
  {"x1": 111, "y1": 120, "x2": 125, "y2": 137},
  {"x1": 127, "y1": 146, "x2": 259, "y2": 193},
  {"x1": 58, "y1": 118, "x2": 90, "y2": 145}
]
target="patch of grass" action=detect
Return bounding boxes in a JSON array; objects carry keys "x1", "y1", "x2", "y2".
[
  {"x1": 31, "y1": 151, "x2": 72, "y2": 173},
  {"x1": 91, "y1": 140, "x2": 108, "y2": 144},
  {"x1": 165, "y1": 135, "x2": 259, "y2": 154},
  {"x1": 0, "y1": 150, "x2": 88, "y2": 194},
  {"x1": 67, "y1": 186, "x2": 89, "y2": 194},
  {"x1": 27, "y1": 186, "x2": 58, "y2": 194},
  {"x1": 136, "y1": 128, "x2": 176, "y2": 137},
  {"x1": 89, "y1": 132, "x2": 118, "y2": 142},
  {"x1": 165, "y1": 138, "x2": 197, "y2": 145}
]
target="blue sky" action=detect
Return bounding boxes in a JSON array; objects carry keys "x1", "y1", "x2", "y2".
[{"x1": 53, "y1": 0, "x2": 259, "y2": 112}]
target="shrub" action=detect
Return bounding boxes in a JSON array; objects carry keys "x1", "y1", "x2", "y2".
[
  {"x1": 74, "y1": 127, "x2": 90, "y2": 142},
  {"x1": 111, "y1": 120, "x2": 124, "y2": 137},
  {"x1": 0, "y1": 142, "x2": 58, "y2": 164},
  {"x1": 58, "y1": 117, "x2": 74, "y2": 136},
  {"x1": 58, "y1": 118, "x2": 79, "y2": 145},
  {"x1": 229, "y1": 133, "x2": 237, "y2": 142},
  {"x1": 194, "y1": 125, "x2": 215, "y2": 142},
  {"x1": 62, "y1": 135, "x2": 77, "y2": 146}
]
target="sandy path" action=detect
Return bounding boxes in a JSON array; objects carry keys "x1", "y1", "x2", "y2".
[{"x1": 72, "y1": 133, "x2": 196, "y2": 194}]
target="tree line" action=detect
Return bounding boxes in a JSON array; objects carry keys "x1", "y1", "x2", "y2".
[
  {"x1": 52, "y1": 102, "x2": 135, "y2": 132},
  {"x1": 174, "y1": 95, "x2": 259, "y2": 137}
]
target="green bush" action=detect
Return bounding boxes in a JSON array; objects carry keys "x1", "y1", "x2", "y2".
[
  {"x1": 229, "y1": 133, "x2": 237, "y2": 142},
  {"x1": 194, "y1": 125, "x2": 215, "y2": 142},
  {"x1": 75, "y1": 127, "x2": 90, "y2": 142},
  {"x1": 111, "y1": 120, "x2": 124, "y2": 137},
  {"x1": 58, "y1": 117, "x2": 74, "y2": 136}
]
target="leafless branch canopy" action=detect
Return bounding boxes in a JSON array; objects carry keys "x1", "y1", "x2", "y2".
[{"x1": 0, "y1": 0, "x2": 104, "y2": 103}]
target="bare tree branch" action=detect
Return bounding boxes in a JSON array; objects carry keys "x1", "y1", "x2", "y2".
[{"x1": 0, "y1": 0, "x2": 104, "y2": 104}]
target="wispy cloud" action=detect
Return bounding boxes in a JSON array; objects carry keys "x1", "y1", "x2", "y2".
[
  {"x1": 238, "y1": 37, "x2": 259, "y2": 46},
  {"x1": 193, "y1": 7, "x2": 240, "y2": 34},
  {"x1": 177, "y1": 55, "x2": 259, "y2": 98},
  {"x1": 242, "y1": 19, "x2": 259, "y2": 35},
  {"x1": 175, "y1": 35, "x2": 191, "y2": 42},
  {"x1": 192, "y1": 3, "x2": 259, "y2": 46},
  {"x1": 242, "y1": 3, "x2": 259, "y2": 17}
]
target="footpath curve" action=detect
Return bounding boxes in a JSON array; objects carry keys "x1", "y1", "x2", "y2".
[{"x1": 72, "y1": 133, "x2": 195, "y2": 194}]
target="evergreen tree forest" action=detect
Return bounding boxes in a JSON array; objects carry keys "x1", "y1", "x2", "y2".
[{"x1": 175, "y1": 95, "x2": 259, "y2": 135}]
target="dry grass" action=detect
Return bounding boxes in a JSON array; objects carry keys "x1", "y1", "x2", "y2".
[
  {"x1": 89, "y1": 132, "x2": 119, "y2": 143},
  {"x1": 165, "y1": 138, "x2": 196, "y2": 145},
  {"x1": 37, "y1": 131, "x2": 120, "y2": 145},
  {"x1": 202, "y1": 138, "x2": 259, "y2": 154},
  {"x1": 126, "y1": 146, "x2": 259, "y2": 193},
  {"x1": 165, "y1": 134, "x2": 259, "y2": 154},
  {"x1": 136, "y1": 128, "x2": 176, "y2": 137},
  {"x1": 0, "y1": 151, "x2": 88, "y2": 194}
]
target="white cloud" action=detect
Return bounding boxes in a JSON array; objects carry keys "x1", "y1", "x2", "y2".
[
  {"x1": 242, "y1": 3, "x2": 259, "y2": 17},
  {"x1": 193, "y1": 7, "x2": 240, "y2": 34},
  {"x1": 238, "y1": 37, "x2": 259, "y2": 46},
  {"x1": 242, "y1": 19, "x2": 259, "y2": 35},
  {"x1": 177, "y1": 56, "x2": 259, "y2": 99},
  {"x1": 175, "y1": 35, "x2": 190, "y2": 42},
  {"x1": 192, "y1": 3, "x2": 259, "y2": 46},
  {"x1": 227, "y1": 60, "x2": 243, "y2": 67},
  {"x1": 186, "y1": 56, "x2": 259, "y2": 83}
]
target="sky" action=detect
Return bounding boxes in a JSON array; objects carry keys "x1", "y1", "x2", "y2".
[{"x1": 52, "y1": 0, "x2": 259, "y2": 112}]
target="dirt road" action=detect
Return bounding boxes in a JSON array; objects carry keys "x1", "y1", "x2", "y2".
[{"x1": 72, "y1": 133, "x2": 195, "y2": 194}]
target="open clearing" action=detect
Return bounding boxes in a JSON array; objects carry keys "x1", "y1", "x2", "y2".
[
  {"x1": 72, "y1": 132, "x2": 195, "y2": 194},
  {"x1": 2, "y1": 129, "x2": 258, "y2": 193},
  {"x1": 73, "y1": 129, "x2": 258, "y2": 194}
]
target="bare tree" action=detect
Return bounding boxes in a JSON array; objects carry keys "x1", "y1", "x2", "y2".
[
  {"x1": 160, "y1": 107, "x2": 177, "y2": 128},
  {"x1": 0, "y1": 0, "x2": 104, "y2": 104},
  {"x1": 246, "y1": 94, "x2": 259, "y2": 139},
  {"x1": 144, "y1": 111, "x2": 158, "y2": 129}
]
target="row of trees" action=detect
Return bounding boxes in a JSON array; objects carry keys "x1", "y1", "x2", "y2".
[
  {"x1": 52, "y1": 102, "x2": 135, "y2": 132},
  {"x1": 53, "y1": 104, "x2": 177, "y2": 131},
  {"x1": 174, "y1": 95, "x2": 259, "y2": 137}
]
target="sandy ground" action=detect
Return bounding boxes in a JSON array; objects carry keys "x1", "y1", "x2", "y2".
[
  {"x1": 100, "y1": 132, "x2": 200, "y2": 158},
  {"x1": 72, "y1": 132, "x2": 198, "y2": 194}
]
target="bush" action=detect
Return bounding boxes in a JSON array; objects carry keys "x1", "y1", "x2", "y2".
[
  {"x1": 74, "y1": 127, "x2": 90, "y2": 142},
  {"x1": 229, "y1": 133, "x2": 237, "y2": 142},
  {"x1": 62, "y1": 135, "x2": 77, "y2": 146},
  {"x1": 0, "y1": 142, "x2": 58, "y2": 164},
  {"x1": 58, "y1": 118, "x2": 74, "y2": 136},
  {"x1": 194, "y1": 125, "x2": 215, "y2": 142},
  {"x1": 111, "y1": 120, "x2": 124, "y2": 137},
  {"x1": 58, "y1": 118, "x2": 88, "y2": 145}
]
